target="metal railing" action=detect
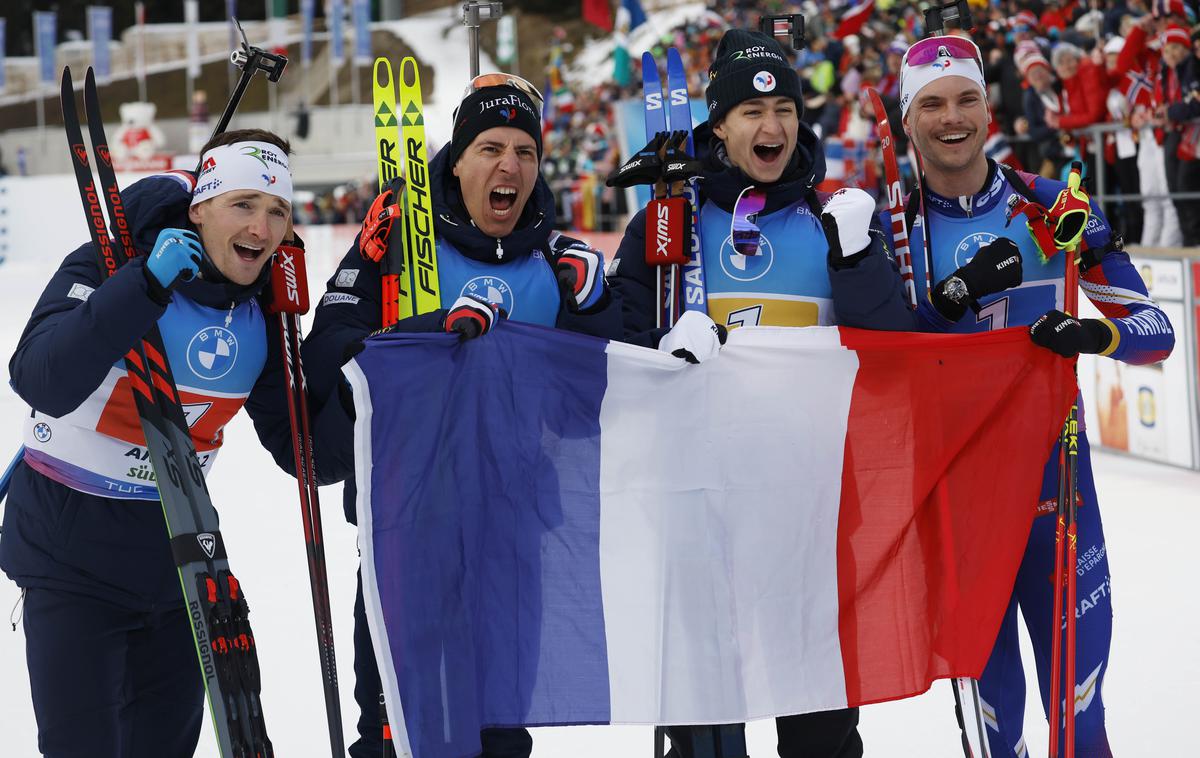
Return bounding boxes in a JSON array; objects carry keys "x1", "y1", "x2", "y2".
[{"x1": 1018, "y1": 120, "x2": 1200, "y2": 203}]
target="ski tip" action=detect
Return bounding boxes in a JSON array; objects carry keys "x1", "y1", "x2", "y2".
[
  {"x1": 373, "y1": 57, "x2": 393, "y2": 87},
  {"x1": 399, "y1": 57, "x2": 420, "y2": 88},
  {"x1": 641, "y1": 51, "x2": 656, "y2": 67},
  {"x1": 61, "y1": 66, "x2": 73, "y2": 86}
]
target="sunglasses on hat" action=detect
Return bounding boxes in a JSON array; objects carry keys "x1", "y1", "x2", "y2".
[
  {"x1": 461, "y1": 72, "x2": 545, "y2": 112},
  {"x1": 901, "y1": 35, "x2": 984, "y2": 73}
]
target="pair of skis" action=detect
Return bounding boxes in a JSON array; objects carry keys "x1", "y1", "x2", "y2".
[
  {"x1": 640, "y1": 48, "x2": 706, "y2": 329},
  {"x1": 372, "y1": 56, "x2": 440, "y2": 326},
  {"x1": 61, "y1": 66, "x2": 272, "y2": 758}
]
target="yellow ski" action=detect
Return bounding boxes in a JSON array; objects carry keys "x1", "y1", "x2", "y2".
[
  {"x1": 372, "y1": 57, "x2": 413, "y2": 323},
  {"x1": 398, "y1": 57, "x2": 440, "y2": 316}
]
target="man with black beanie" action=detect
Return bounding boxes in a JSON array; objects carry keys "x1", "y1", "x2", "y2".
[
  {"x1": 609, "y1": 28, "x2": 917, "y2": 758},
  {"x1": 300, "y1": 74, "x2": 625, "y2": 758}
]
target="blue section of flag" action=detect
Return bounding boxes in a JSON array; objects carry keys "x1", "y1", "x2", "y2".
[
  {"x1": 354, "y1": 323, "x2": 613, "y2": 758},
  {"x1": 622, "y1": 0, "x2": 647, "y2": 29}
]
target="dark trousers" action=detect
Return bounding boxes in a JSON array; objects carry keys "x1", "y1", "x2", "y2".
[
  {"x1": 22, "y1": 587, "x2": 204, "y2": 758},
  {"x1": 1111, "y1": 155, "x2": 1142, "y2": 246},
  {"x1": 1163, "y1": 132, "x2": 1200, "y2": 246},
  {"x1": 349, "y1": 570, "x2": 532, "y2": 758},
  {"x1": 666, "y1": 708, "x2": 862, "y2": 758}
]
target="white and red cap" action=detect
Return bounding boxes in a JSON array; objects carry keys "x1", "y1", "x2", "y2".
[
  {"x1": 1161, "y1": 25, "x2": 1192, "y2": 49},
  {"x1": 191, "y1": 141, "x2": 293, "y2": 208},
  {"x1": 899, "y1": 36, "x2": 987, "y2": 117}
]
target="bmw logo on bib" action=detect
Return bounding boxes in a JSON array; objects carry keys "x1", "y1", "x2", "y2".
[
  {"x1": 462, "y1": 276, "x2": 515, "y2": 316},
  {"x1": 187, "y1": 326, "x2": 239, "y2": 381},
  {"x1": 719, "y1": 233, "x2": 775, "y2": 282},
  {"x1": 954, "y1": 231, "x2": 997, "y2": 269}
]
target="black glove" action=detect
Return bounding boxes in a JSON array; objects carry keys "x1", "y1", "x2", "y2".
[
  {"x1": 932, "y1": 237, "x2": 1023, "y2": 321},
  {"x1": 1029, "y1": 310, "x2": 1113, "y2": 358},
  {"x1": 443, "y1": 295, "x2": 504, "y2": 341},
  {"x1": 606, "y1": 133, "x2": 667, "y2": 188}
]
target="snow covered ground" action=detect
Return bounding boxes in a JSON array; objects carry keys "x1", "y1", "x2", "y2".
[{"x1": 0, "y1": 234, "x2": 1196, "y2": 757}]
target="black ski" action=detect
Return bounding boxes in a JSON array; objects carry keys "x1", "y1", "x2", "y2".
[{"x1": 62, "y1": 65, "x2": 270, "y2": 758}]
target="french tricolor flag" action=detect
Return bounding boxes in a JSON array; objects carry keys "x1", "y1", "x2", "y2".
[{"x1": 346, "y1": 323, "x2": 1074, "y2": 758}]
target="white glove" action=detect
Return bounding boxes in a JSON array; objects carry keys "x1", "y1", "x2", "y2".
[
  {"x1": 820, "y1": 187, "x2": 875, "y2": 258},
  {"x1": 658, "y1": 310, "x2": 728, "y2": 364}
]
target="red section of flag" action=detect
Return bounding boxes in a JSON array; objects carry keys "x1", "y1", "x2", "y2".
[
  {"x1": 834, "y1": 0, "x2": 875, "y2": 39},
  {"x1": 582, "y1": 0, "x2": 614, "y2": 31},
  {"x1": 834, "y1": 326, "x2": 1075, "y2": 706}
]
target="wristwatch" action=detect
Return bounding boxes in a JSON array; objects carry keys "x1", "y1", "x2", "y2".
[{"x1": 941, "y1": 275, "x2": 970, "y2": 304}]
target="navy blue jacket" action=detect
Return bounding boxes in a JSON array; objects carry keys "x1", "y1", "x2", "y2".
[
  {"x1": 303, "y1": 147, "x2": 625, "y2": 523},
  {"x1": 0, "y1": 174, "x2": 295, "y2": 610},
  {"x1": 609, "y1": 120, "x2": 915, "y2": 344}
]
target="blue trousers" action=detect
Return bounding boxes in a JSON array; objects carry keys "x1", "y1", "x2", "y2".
[
  {"x1": 22, "y1": 587, "x2": 204, "y2": 758},
  {"x1": 980, "y1": 437, "x2": 1113, "y2": 758}
]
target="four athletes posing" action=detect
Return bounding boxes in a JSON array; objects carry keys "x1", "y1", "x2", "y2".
[{"x1": 1, "y1": 22, "x2": 1177, "y2": 758}]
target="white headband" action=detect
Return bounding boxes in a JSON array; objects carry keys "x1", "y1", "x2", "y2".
[
  {"x1": 191, "y1": 141, "x2": 293, "y2": 207},
  {"x1": 899, "y1": 57, "x2": 987, "y2": 117}
]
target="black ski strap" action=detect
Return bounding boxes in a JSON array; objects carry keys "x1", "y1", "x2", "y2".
[
  {"x1": 997, "y1": 162, "x2": 1039, "y2": 204},
  {"x1": 171, "y1": 530, "x2": 229, "y2": 565},
  {"x1": 1079, "y1": 232, "x2": 1123, "y2": 274}
]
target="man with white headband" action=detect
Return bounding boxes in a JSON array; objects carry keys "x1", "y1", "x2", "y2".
[
  {"x1": 862, "y1": 34, "x2": 1175, "y2": 757},
  {"x1": 1, "y1": 128, "x2": 304, "y2": 757}
]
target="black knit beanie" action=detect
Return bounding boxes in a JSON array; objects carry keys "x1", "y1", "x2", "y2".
[
  {"x1": 448, "y1": 85, "x2": 543, "y2": 168},
  {"x1": 705, "y1": 29, "x2": 804, "y2": 127}
]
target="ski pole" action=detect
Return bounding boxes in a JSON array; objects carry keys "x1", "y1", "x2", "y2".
[{"x1": 203, "y1": 17, "x2": 288, "y2": 167}]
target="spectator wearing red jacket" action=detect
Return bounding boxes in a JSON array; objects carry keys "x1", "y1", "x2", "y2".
[{"x1": 1051, "y1": 43, "x2": 1111, "y2": 189}]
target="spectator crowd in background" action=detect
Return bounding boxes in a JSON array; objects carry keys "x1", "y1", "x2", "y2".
[{"x1": 297, "y1": 0, "x2": 1200, "y2": 249}]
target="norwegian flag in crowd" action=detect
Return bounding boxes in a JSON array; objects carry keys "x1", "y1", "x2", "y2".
[{"x1": 1122, "y1": 71, "x2": 1155, "y2": 110}]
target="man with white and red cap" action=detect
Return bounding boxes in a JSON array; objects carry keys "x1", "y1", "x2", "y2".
[
  {"x1": 1, "y1": 128, "x2": 304, "y2": 757},
  {"x1": 877, "y1": 32, "x2": 1176, "y2": 757}
]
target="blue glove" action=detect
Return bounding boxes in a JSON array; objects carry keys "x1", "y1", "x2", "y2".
[
  {"x1": 146, "y1": 228, "x2": 204, "y2": 293},
  {"x1": 553, "y1": 240, "x2": 606, "y2": 313}
]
